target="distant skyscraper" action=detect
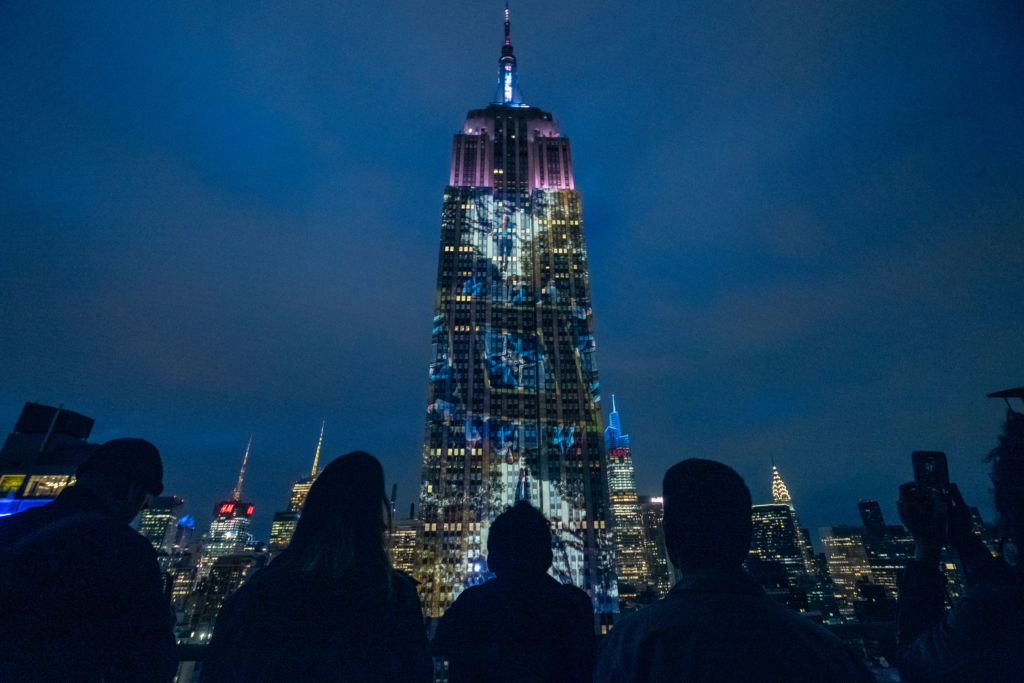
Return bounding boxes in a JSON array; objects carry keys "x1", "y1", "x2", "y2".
[
  {"x1": 205, "y1": 501, "x2": 255, "y2": 558},
  {"x1": 390, "y1": 517, "x2": 423, "y2": 575},
  {"x1": 748, "y1": 465, "x2": 825, "y2": 615},
  {"x1": 749, "y1": 466, "x2": 813, "y2": 584},
  {"x1": 203, "y1": 438, "x2": 255, "y2": 558},
  {"x1": 417, "y1": 5, "x2": 615, "y2": 619},
  {"x1": 604, "y1": 396, "x2": 647, "y2": 607},
  {"x1": 139, "y1": 495, "x2": 185, "y2": 551},
  {"x1": 269, "y1": 509, "x2": 300, "y2": 551},
  {"x1": 750, "y1": 504, "x2": 808, "y2": 586},
  {"x1": 857, "y1": 500, "x2": 914, "y2": 600},
  {"x1": 820, "y1": 525, "x2": 873, "y2": 618},
  {"x1": 186, "y1": 550, "x2": 268, "y2": 642},
  {"x1": 637, "y1": 495, "x2": 672, "y2": 599},
  {"x1": 185, "y1": 437, "x2": 265, "y2": 642},
  {"x1": 269, "y1": 422, "x2": 326, "y2": 552}
]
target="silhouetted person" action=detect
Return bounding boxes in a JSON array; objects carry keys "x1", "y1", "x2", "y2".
[
  {"x1": 896, "y1": 408, "x2": 1024, "y2": 681},
  {"x1": 0, "y1": 438, "x2": 176, "y2": 682},
  {"x1": 595, "y1": 459, "x2": 873, "y2": 683},
  {"x1": 431, "y1": 501, "x2": 596, "y2": 682},
  {"x1": 201, "y1": 451, "x2": 431, "y2": 682}
]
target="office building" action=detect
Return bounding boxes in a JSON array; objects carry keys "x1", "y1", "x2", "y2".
[
  {"x1": 417, "y1": 6, "x2": 615, "y2": 619},
  {"x1": 604, "y1": 396, "x2": 647, "y2": 607},
  {"x1": 750, "y1": 467, "x2": 813, "y2": 580},
  {"x1": 820, "y1": 526, "x2": 874, "y2": 618},
  {"x1": 184, "y1": 549, "x2": 268, "y2": 642},
  {"x1": 138, "y1": 495, "x2": 185, "y2": 551},
  {"x1": 268, "y1": 422, "x2": 326, "y2": 552},
  {"x1": 391, "y1": 517, "x2": 423, "y2": 575},
  {"x1": 637, "y1": 495, "x2": 672, "y2": 600},
  {"x1": 269, "y1": 510, "x2": 301, "y2": 551},
  {"x1": 181, "y1": 438, "x2": 263, "y2": 642},
  {"x1": 750, "y1": 503, "x2": 808, "y2": 587},
  {"x1": 857, "y1": 500, "x2": 913, "y2": 600},
  {"x1": 747, "y1": 466, "x2": 818, "y2": 613},
  {"x1": 202, "y1": 438, "x2": 255, "y2": 559},
  {"x1": 205, "y1": 500, "x2": 256, "y2": 558}
]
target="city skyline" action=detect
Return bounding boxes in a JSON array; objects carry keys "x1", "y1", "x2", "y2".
[{"x1": 2, "y1": 2, "x2": 1022, "y2": 541}]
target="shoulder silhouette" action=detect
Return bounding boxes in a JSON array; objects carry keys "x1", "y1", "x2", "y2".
[
  {"x1": 201, "y1": 451, "x2": 431, "y2": 682},
  {"x1": 0, "y1": 438, "x2": 176, "y2": 682},
  {"x1": 432, "y1": 501, "x2": 596, "y2": 682},
  {"x1": 595, "y1": 459, "x2": 873, "y2": 683}
]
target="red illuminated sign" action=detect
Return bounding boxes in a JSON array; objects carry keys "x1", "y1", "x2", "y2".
[
  {"x1": 246, "y1": 505, "x2": 255, "y2": 516},
  {"x1": 610, "y1": 448, "x2": 629, "y2": 459},
  {"x1": 219, "y1": 503, "x2": 235, "y2": 515}
]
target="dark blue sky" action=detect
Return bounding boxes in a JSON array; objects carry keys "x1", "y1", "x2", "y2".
[{"x1": 2, "y1": 1, "x2": 1022, "y2": 541}]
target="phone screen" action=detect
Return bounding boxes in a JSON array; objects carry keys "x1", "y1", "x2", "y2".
[{"x1": 913, "y1": 451, "x2": 949, "y2": 496}]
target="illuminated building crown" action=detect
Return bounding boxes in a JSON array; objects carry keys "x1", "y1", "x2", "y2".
[
  {"x1": 604, "y1": 395, "x2": 630, "y2": 450},
  {"x1": 772, "y1": 465, "x2": 792, "y2": 507}
]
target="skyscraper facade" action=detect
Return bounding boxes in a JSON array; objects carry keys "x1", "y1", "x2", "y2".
[
  {"x1": 138, "y1": 495, "x2": 185, "y2": 551},
  {"x1": 418, "y1": 7, "x2": 615, "y2": 619},
  {"x1": 390, "y1": 518, "x2": 423, "y2": 575},
  {"x1": 857, "y1": 500, "x2": 914, "y2": 600},
  {"x1": 820, "y1": 525, "x2": 874, "y2": 618},
  {"x1": 749, "y1": 503, "x2": 808, "y2": 586},
  {"x1": 268, "y1": 422, "x2": 325, "y2": 552},
  {"x1": 200, "y1": 439, "x2": 256, "y2": 560},
  {"x1": 184, "y1": 438, "x2": 265, "y2": 642},
  {"x1": 749, "y1": 467, "x2": 813, "y2": 586},
  {"x1": 636, "y1": 495, "x2": 672, "y2": 599},
  {"x1": 604, "y1": 397, "x2": 647, "y2": 607}
]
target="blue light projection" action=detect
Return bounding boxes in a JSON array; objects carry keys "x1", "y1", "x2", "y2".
[{"x1": 420, "y1": 186, "x2": 617, "y2": 616}]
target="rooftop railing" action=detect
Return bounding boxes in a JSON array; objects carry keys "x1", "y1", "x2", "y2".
[{"x1": 173, "y1": 621, "x2": 900, "y2": 683}]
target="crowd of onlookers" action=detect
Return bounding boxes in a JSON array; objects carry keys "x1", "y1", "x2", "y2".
[{"x1": 1, "y1": 406, "x2": 1022, "y2": 682}]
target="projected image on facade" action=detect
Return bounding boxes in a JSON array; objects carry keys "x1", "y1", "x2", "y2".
[{"x1": 418, "y1": 6, "x2": 616, "y2": 621}]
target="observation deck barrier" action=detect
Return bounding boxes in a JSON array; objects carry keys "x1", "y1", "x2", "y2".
[{"x1": 173, "y1": 621, "x2": 900, "y2": 682}]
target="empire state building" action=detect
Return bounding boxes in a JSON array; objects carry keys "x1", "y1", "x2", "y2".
[{"x1": 418, "y1": 6, "x2": 616, "y2": 620}]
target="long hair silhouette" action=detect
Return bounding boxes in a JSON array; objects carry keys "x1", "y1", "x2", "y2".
[{"x1": 282, "y1": 451, "x2": 393, "y2": 587}]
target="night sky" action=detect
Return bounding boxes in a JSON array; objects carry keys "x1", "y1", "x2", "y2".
[{"x1": 2, "y1": 2, "x2": 1022, "y2": 542}]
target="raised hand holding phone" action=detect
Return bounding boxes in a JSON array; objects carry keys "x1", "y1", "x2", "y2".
[{"x1": 898, "y1": 451, "x2": 951, "y2": 564}]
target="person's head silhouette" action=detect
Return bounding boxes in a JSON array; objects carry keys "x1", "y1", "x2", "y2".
[
  {"x1": 662, "y1": 458, "x2": 752, "y2": 574},
  {"x1": 487, "y1": 501, "x2": 553, "y2": 577},
  {"x1": 74, "y1": 438, "x2": 163, "y2": 523},
  {"x1": 288, "y1": 451, "x2": 391, "y2": 579}
]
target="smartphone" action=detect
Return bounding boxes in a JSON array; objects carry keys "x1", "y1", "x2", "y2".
[{"x1": 913, "y1": 451, "x2": 950, "y2": 497}]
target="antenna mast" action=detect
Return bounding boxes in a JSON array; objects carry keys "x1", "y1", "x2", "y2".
[
  {"x1": 311, "y1": 420, "x2": 325, "y2": 476},
  {"x1": 233, "y1": 435, "x2": 252, "y2": 502}
]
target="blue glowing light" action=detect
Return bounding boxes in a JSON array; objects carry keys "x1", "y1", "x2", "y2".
[{"x1": 0, "y1": 498, "x2": 53, "y2": 517}]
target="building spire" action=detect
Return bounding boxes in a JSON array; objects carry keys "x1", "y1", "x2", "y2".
[
  {"x1": 311, "y1": 420, "x2": 325, "y2": 477},
  {"x1": 494, "y1": 1, "x2": 523, "y2": 105},
  {"x1": 771, "y1": 464, "x2": 792, "y2": 507},
  {"x1": 233, "y1": 435, "x2": 252, "y2": 502},
  {"x1": 604, "y1": 394, "x2": 629, "y2": 450},
  {"x1": 504, "y1": 0, "x2": 511, "y2": 46}
]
